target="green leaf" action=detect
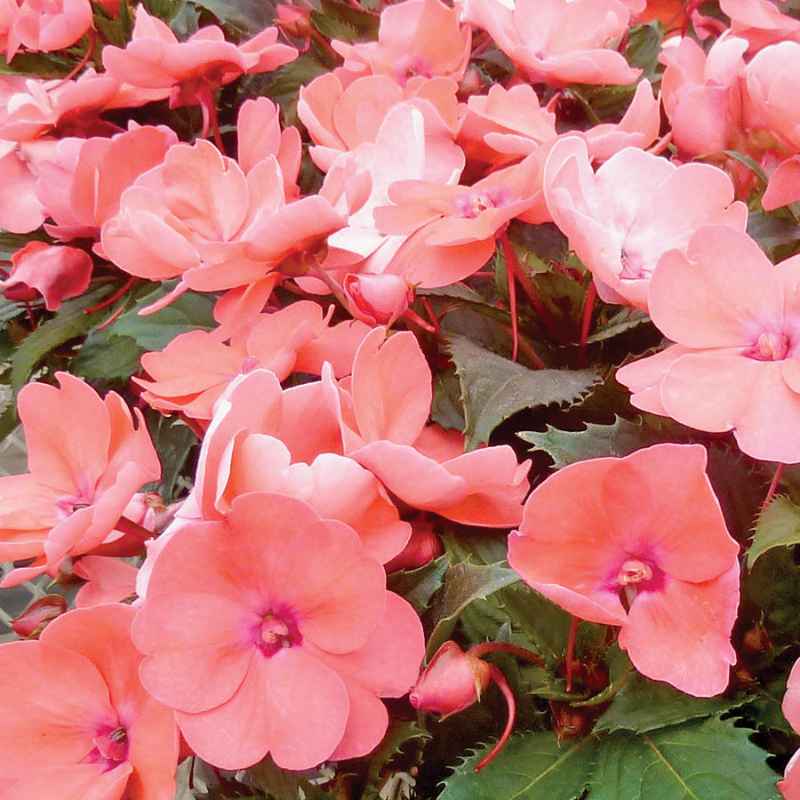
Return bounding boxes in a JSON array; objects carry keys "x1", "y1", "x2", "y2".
[
  {"x1": 311, "y1": 0, "x2": 378, "y2": 42},
  {"x1": 747, "y1": 495, "x2": 800, "y2": 568},
  {"x1": 585, "y1": 307, "x2": 650, "y2": 344},
  {"x1": 594, "y1": 672, "x2": 749, "y2": 735},
  {"x1": 431, "y1": 370, "x2": 466, "y2": 432},
  {"x1": 189, "y1": 0, "x2": 276, "y2": 36},
  {"x1": 363, "y1": 721, "x2": 431, "y2": 800},
  {"x1": 9, "y1": 286, "x2": 112, "y2": 391},
  {"x1": 0, "y1": 51, "x2": 72, "y2": 77},
  {"x1": 109, "y1": 284, "x2": 214, "y2": 351},
  {"x1": 439, "y1": 731, "x2": 597, "y2": 800},
  {"x1": 145, "y1": 412, "x2": 198, "y2": 502},
  {"x1": 388, "y1": 555, "x2": 448, "y2": 614},
  {"x1": 588, "y1": 718, "x2": 781, "y2": 800},
  {"x1": 725, "y1": 150, "x2": 769, "y2": 185},
  {"x1": 0, "y1": 297, "x2": 24, "y2": 325},
  {"x1": 72, "y1": 331, "x2": 143, "y2": 382},
  {"x1": 746, "y1": 676, "x2": 795, "y2": 735},
  {"x1": 519, "y1": 417, "x2": 657, "y2": 469},
  {"x1": 427, "y1": 561, "x2": 519, "y2": 656},
  {"x1": 447, "y1": 335, "x2": 600, "y2": 449},
  {"x1": 747, "y1": 211, "x2": 800, "y2": 256},
  {"x1": 625, "y1": 22, "x2": 663, "y2": 78},
  {"x1": 248, "y1": 756, "x2": 333, "y2": 800},
  {"x1": 745, "y1": 547, "x2": 800, "y2": 643}
]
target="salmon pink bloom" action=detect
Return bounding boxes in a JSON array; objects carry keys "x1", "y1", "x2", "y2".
[
  {"x1": 0, "y1": 134, "x2": 53, "y2": 233},
  {"x1": 74, "y1": 555, "x2": 138, "y2": 608},
  {"x1": 0, "y1": 372, "x2": 160, "y2": 586},
  {"x1": 136, "y1": 301, "x2": 369, "y2": 422},
  {"x1": 333, "y1": 328, "x2": 531, "y2": 526},
  {"x1": 332, "y1": 0, "x2": 471, "y2": 82},
  {"x1": 102, "y1": 7, "x2": 297, "y2": 127},
  {"x1": 0, "y1": 604, "x2": 178, "y2": 799},
  {"x1": 134, "y1": 492, "x2": 424, "y2": 770},
  {"x1": 721, "y1": 0, "x2": 800, "y2": 52},
  {"x1": 509, "y1": 443, "x2": 740, "y2": 697},
  {"x1": 543, "y1": 137, "x2": 748, "y2": 309},
  {"x1": 0, "y1": 242, "x2": 92, "y2": 310},
  {"x1": 298, "y1": 72, "x2": 462, "y2": 174},
  {"x1": 460, "y1": 0, "x2": 640, "y2": 87},
  {"x1": 34, "y1": 123, "x2": 177, "y2": 243},
  {"x1": 763, "y1": 156, "x2": 800, "y2": 210},
  {"x1": 618, "y1": 226, "x2": 800, "y2": 464},
  {"x1": 781, "y1": 659, "x2": 800, "y2": 798},
  {"x1": 6, "y1": 0, "x2": 92, "y2": 61}
]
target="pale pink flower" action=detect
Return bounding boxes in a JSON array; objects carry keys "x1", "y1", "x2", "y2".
[
  {"x1": 0, "y1": 241, "x2": 92, "y2": 310},
  {"x1": 332, "y1": 0, "x2": 471, "y2": 82},
  {"x1": 509, "y1": 444, "x2": 740, "y2": 697},
  {"x1": 0, "y1": 372, "x2": 160, "y2": 586},
  {"x1": 0, "y1": 604, "x2": 178, "y2": 799},
  {"x1": 0, "y1": 127, "x2": 55, "y2": 233},
  {"x1": 74, "y1": 555, "x2": 138, "y2": 608},
  {"x1": 543, "y1": 136, "x2": 748, "y2": 309},
  {"x1": 134, "y1": 492, "x2": 424, "y2": 770},
  {"x1": 617, "y1": 226, "x2": 800, "y2": 464},
  {"x1": 460, "y1": 0, "x2": 640, "y2": 86},
  {"x1": 6, "y1": 0, "x2": 92, "y2": 61},
  {"x1": 782, "y1": 658, "x2": 800, "y2": 798},
  {"x1": 342, "y1": 273, "x2": 413, "y2": 326},
  {"x1": 763, "y1": 155, "x2": 800, "y2": 210},
  {"x1": 721, "y1": 0, "x2": 800, "y2": 52}
]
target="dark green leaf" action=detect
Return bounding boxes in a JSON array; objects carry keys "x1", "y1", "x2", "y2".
[
  {"x1": 72, "y1": 332, "x2": 143, "y2": 382},
  {"x1": 625, "y1": 22, "x2": 663, "y2": 78},
  {"x1": 248, "y1": 756, "x2": 333, "y2": 800},
  {"x1": 388, "y1": 555, "x2": 448, "y2": 614},
  {"x1": 746, "y1": 676, "x2": 795, "y2": 735},
  {"x1": 585, "y1": 308, "x2": 650, "y2": 344},
  {"x1": 145, "y1": 412, "x2": 198, "y2": 502},
  {"x1": 0, "y1": 297, "x2": 24, "y2": 325},
  {"x1": 725, "y1": 150, "x2": 768, "y2": 185},
  {"x1": 447, "y1": 335, "x2": 600, "y2": 449},
  {"x1": 363, "y1": 721, "x2": 430, "y2": 800},
  {"x1": 439, "y1": 732, "x2": 597, "y2": 800},
  {"x1": 588, "y1": 718, "x2": 781, "y2": 800},
  {"x1": 189, "y1": 0, "x2": 276, "y2": 36},
  {"x1": 427, "y1": 561, "x2": 519, "y2": 656},
  {"x1": 431, "y1": 370, "x2": 466, "y2": 432},
  {"x1": 311, "y1": 0, "x2": 378, "y2": 42},
  {"x1": 745, "y1": 548, "x2": 800, "y2": 643},
  {"x1": 747, "y1": 495, "x2": 800, "y2": 568},
  {"x1": 747, "y1": 211, "x2": 800, "y2": 256},
  {"x1": 0, "y1": 51, "x2": 72, "y2": 77}
]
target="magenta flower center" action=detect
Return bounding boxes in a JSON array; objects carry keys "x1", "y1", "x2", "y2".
[
  {"x1": 619, "y1": 248, "x2": 647, "y2": 280},
  {"x1": 87, "y1": 725, "x2": 129, "y2": 770},
  {"x1": 454, "y1": 189, "x2": 506, "y2": 218},
  {"x1": 616, "y1": 559, "x2": 653, "y2": 586},
  {"x1": 748, "y1": 331, "x2": 790, "y2": 361},
  {"x1": 257, "y1": 609, "x2": 302, "y2": 657},
  {"x1": 240, "y1": 355, "x2": 260, "y2": 374}
]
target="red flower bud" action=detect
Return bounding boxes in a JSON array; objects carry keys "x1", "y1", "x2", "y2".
[
  {"x1": 410, "y1": 641, "x2": 491, "y2": 718},
  {"x1": 11, "y1": 595, "x2": 67, "y2": 638},
  {"x1": 385, "y1": 521, "x2": 443, "y2": 573},
  {"x1": 343, "y1": 273, "x2": 413, "y2": 327},
  {"x1": 276, "y1": 4, "x2": 312, "y2": 39}
]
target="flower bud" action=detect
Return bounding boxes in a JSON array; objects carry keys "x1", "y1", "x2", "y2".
[
  {"x1": 276, "y1": 3, "x2": 312, "y2": 39},
  {"x1": 385, "y1": 521, "x2": 443, "y2": 573},
  {"x1": 11, "y1": 595, "x2": 67, "y2": 638},
  {"x1": 343, "y1": 273, "x2": 413, "y2": 327},
  {"x1": 409, "y1": 641, "x2": 491, "y2": 718}
]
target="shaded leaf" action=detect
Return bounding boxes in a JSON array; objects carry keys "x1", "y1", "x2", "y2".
[
  {"x1": 311, "y1": 0, "x2": 378, "y2": 41},
  {"x1": 248, "y1": 756, "x2": 333, "y2": 799},
  {"x1": 745, "y1": 548, "x2": 800, "y2": 643},
  {"x1": 625, "y1": 22, "x2": 663, "y2": 78},
  {"x1": 439, "y1": 731, "x2": 596, "y2": 800},
  {"x1": 585, "y1": 308, "x2": 650, "y2": 344},
  {"x1": 145, "y1": 412, "x2": 198, "y2": 502},
  {"x1": 747, "y1": 211, "x2": 800, "y2": 256},
  {"x1": 447, "y1": 335, "x2": 600, "y2": 449},
  {"x1": 747, "y1": 495, "x2": 800, "y2": 568},
  {"x1": 72, "y1": 331, "x2": 143, "y2": 382},
  {"x1": 388, "y1": 555, "x2": 448, "y2": 614},
  {"x1": 745, "y1": 676, "x2": 795, "y2": 736},
  {"x1": 725, "y1": 150, "x2": 768, "y2": 185},
  {"x1": 190, "y1": 0, "x2": 276, "y2": 35},
  {"x1": 519, "y1": 416, "x2": 657, "y2": 468},
  {"x1": 363, "y1": 721, "x2": 431, "y2": 800},
  {"x1": 431, "y1": 370, "x2": 465, "y2": 432},
  {"x1": 427, "y1": 561, "x2": 519, "y2": 656},
  {"x1": 588, "y1": 718, "x2": 781, "y2": 800}
]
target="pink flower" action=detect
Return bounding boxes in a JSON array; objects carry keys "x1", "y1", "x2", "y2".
[
  {"x1": 460, "y1": 0, "x2": 640, "y2": 86},
  {"x1": 781, "y1": 659, "x2": 800, "y2": 798},
  {"x1": 763, "y1": 155, "x2": 800, "y2": 211},
  {"x1": 508, "y1": 443, "x2": 740, "y2": 696},
  {"x1": 617, "y1": 226, "x2": 800, "y2": 464},
  {"x1": 136, "y1": 301, "x2": 369, "y2": 421},
  {"x1": 332, "y1": 327, "x2": 531, "y2": 526},
  {"x1": 0, "y1": 136, "x2": 53, "y2": 233},
  {"x1": 10, "y1": 594, "x2": 66, "y2": 637},
  {"x1": 0, "y1": 372, "x2": 160, "y2": 586},
  {"x1": 332, "y1": 0, "x2": 471, "y2": 82},
  {"x1": 343, "y1": 273, "x2": 413, "y2": 326},
  {"x1": 298, "y1": 71, "x2": 462, "y2": 174},
  {"x1": 0, "y1": 0, "x2": 18, "y2": 60},
  {"x1": 6, "y1": 0, "x2": 92, "y2": 61},
  {"x1": 409, "y1": 640, "x2": 491, "y2": 717},
  {"x1": 660, "y1": 35, "x2": 748, "y2": 159},
  {"x1": 543, "y1": 136, "x2": 747, "y2": 309},
  {"x1": 134, "y1": 492, "x2": 424, "y2": 770},
  {"x1": 0, "y1": 241, "x2": 92, "y2": 310},
  {"x1": 102, "y1": 7, "x2": 297, "y2": 121},
  {"x1": 74, "y1": 555, "x2": 138, "y2": 608},
  {"x1": 35, "y1": 123, "x2": 177, "y2": 242},
  {"x1": 720, "y1": 0, "x2": 800, "y2": 52},
  {"x1": 0, "y1": 604, "x2": 178, "y2": 799}
]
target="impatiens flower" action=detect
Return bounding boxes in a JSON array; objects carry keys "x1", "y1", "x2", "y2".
[
  {"x1": 0, "y1": 242, "x2": 92, "y2": 310},
  {"x1": 0, "y1": 372, "x2": 160, "y2": 586},
  {"x1": 136, "y1": 301, "x2": 369, "y2": 421},
  {"x1": 102, "y1": 6, "x2": 297, "y2": 127},
  {"x1": 763, "y1": 156, "x2": 800, "y2": 211},
  {"x1": 6, "y1": 0, "x2": 92, "y2": 61},
  {"x1": 343, "y1": 273, "x2": 413, "y2": 326},
  {"x1": 720, "y1": 0, "x2": 800, "y2": 52},
  {"x1": 332, "y1": 327, "x2": 531, "y2": 526},
  {"x1": 74, "y1": 556, "x2": 138, "y2": 608},
  {"x1": 298, "y1": 72, "x2": 462, "y2": 174},
  {"x1": 11, "y1": 594, "x2": 66, "y2": 638},
  {"x1": 508, "y1": 443, "x2": 740, "y2": 697},
  {"x1": 134, "y1": 492, "x2": 424, "y2": 770},
  {"x1": 617, "y1": 226, "x2": 800, "y2": 464},
  {"x1": 460, "y1": 0, "x2": 640, "y2": 87},
  {"x1": 0, "y1": 603, "x2": 178, "y2": 799},
  {"x1": 332, "y1": 0, "x2": 471, "y2": 82},
  {"x1": 781, "y1": 659, "x2": 800, "y2": 799},
  {"x1": 543, "y1": 136, "x2": 748, "y2": 309},
  {"x1": 0, "y1": 135, "x2": 53, "y2": 233},
  {"x1": 35, "y1": 123, "x2": 178, "y2": 242},
  {"x1": 660, "y1": 35, "x2": 748, "y2": 159}
]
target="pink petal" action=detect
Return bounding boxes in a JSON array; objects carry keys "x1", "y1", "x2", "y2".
[{"x1": 74, "y1": 556, "x2": 138, "y2": 608}]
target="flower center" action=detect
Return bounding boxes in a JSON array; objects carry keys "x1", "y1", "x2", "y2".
[
  {"x1": 619, "y1": 248, "x2": 648, "y2": 280},
  {"x1": 55, "y1": 492, "x2": 93, "y2": 519},
  {"x1": 240, "y1": 355, "x2": 260, "y2": 374},
  {"x1": 616, "y1": 559, "x2": 653, "y2": 586},
  {"x1": 748, "y1": 331, "x2": 790, "y2": 362},
  {"x1": 87, "y1": 726, "x2": 129, "y2": 770},
  {"x1": 453, "y1": 189, "x2": 505, "y2": 219},
  {"x1": 613, "y1": 557, "x2": 662, "y2": 610},
  {"x1": 258, "y1": 610, "x2": 301, "y2": 657}
]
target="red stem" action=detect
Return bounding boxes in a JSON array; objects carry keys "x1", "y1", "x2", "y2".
[
  {"x1": 84, "y1": 277, "x2": 137, "y2": 315},
  {"x1": 565, "y1": 617, "x2": 579, "y2": 693},
  {"x1": 763, "y1": 463, "x2": 785, "y2": 509},
  {"x1": 474, "y1": 666, "x2": 517, "y2": 773},
  {"x1": 507, "y1": 243, "x2": 519, "y2": 361},
  {"x1": 579, "y1": 281, "x2": 597, "y2": 366},
  {"x1": 421, "y1": 297, "x2": 441, "y2": 335},
  {"x1": 90, "y1": 516, "x2": 154, "y2": 557},
  {"x1": 51, "y1": 29, "x2": 96, "y2": 87},
  {"x1": 469, "y1": 641, "x2": 545, "y2": 667},
  {"x1": 403, "y1": 308, "x2": 437, "y2": 334}
]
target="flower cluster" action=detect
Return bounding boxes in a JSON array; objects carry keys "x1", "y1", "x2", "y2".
[{"x1": 2, "y1": 0, "x2": 800, "y2": 797}]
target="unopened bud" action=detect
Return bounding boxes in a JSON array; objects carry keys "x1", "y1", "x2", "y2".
[
  {"x1": 385, "y1": 521, "x2": 443, "y2": 573},
  {"x1": 276, "y1": 3, "x2": 312, "y2": 39},
  {"x1": 11, "y1": 595, "x2": 67, "y2": 638},
  {"x1": 343, "y1": 273, "x2": 413, "y2": 326}
]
